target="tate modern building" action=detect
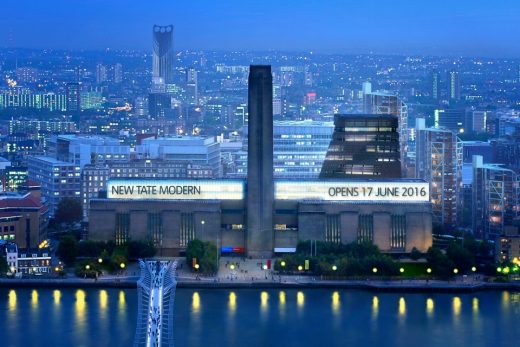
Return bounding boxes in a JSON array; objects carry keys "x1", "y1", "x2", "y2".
[{"x1": 89, "y1": 66, "x2": 433, "y2": 257}]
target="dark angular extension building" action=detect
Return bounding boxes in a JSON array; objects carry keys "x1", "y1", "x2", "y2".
[
  {"x1": 247, "y1": 66, "x2": 274, "y2": 257},
  {"x1": 320, "y1": 114, "x2": 402, "y2": 179}
]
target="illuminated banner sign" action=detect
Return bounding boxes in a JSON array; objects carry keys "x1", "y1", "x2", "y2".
[
  {"x1": 107, "y1": 179, "x2": 429, "y2": 203},
  {"x1": 275, "y1": 181, "x2": 429, "y2": 202},
  {"x1": 107, "y1": 180, "x2": 244, "y2": 200}
]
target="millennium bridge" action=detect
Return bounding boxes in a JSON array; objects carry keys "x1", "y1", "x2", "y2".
[{"x1": 133, "y1": 260, "x2": 177, "y2": 347}]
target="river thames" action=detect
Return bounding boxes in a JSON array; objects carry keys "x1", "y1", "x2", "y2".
[{"x1": 1, "y1": 288, "x2": 519, "y2": 347}]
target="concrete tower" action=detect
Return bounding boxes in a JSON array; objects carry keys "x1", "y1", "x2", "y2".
[
  {"x1": 247, "y1": 65, "x2": 274, "y2": 257},
  {"x1": 152, "y1": 25, "x2": 174, "y2": 85}
]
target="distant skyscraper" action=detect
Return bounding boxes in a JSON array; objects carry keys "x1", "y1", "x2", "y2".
[
  {"x1": 431, "y1": 71, "x2": 440, "y2": 100},
  {"x1": 434, "y1": 108, "x2": 465, "y2": 133},
  {"x1": 185, "y1": 67, "x2": 198, "y2": 105},
  {"x1": 96, "y1": 64, "x2": 107, "y2": 84},
  {"x1": 447, "y1": 70, "x2": 460, "y2": 100},
  {"x1": 471, "y1": 110, "x2": 492, "y2": 133},
  {"x1": 304, "y1": 65, "x2": 313, "y2": 86},
  {"x1": 320, "y1": 114, "x2": 402, "y2": 179},
  {"x1": 272, "y1": 83, "x2": 282, "y2": 116},
  {"x1": 152, "y1": 25, "x2": 174, "y2": 85},
  {"x1": 362, "y1": 81, "x2": 372, "y2": 95},
  {"x1": 472, "y1": 155, "x2": 520, "y2": 240},
  {"x1": 247, "y1": 65, "x2": 274, "y2": 257},
  {"x1": 66, "y1": 82, "x2": 80, "y2": 112},
  {"x1": 415, "y1": 118, "x2": 462, "y2": 228},
  {"x1": 113, "y1": 63, "x2": 123, "y2": 84}
]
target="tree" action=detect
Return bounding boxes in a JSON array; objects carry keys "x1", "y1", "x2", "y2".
[
  {"x1": 0, "y1": 254, "x2": 8, "y2": 274},
  {"x1": 410, "y1": 247, "x2": 423, "y2": 261},
  {"x1": 54, "y1": 198, "x2": 82, "y2": 225},
  {"x1": 127, "y1": 240, "x2": 156, "y2": 260},
  {"x1": 446, "y1": 242, "x2": 474, "y2": 272},
  {"x1": 185, "y1": 239, "x2": 218, "y2": 273},
  {"x1": 186, "y1": 239, "x2": 205, "y2": 269},
  {"x1": 56, "y1": 235, "x2": 79, "y2": 266},
  {"x1": 426, "y1": 247, "x2": 455, "y2": 278}
]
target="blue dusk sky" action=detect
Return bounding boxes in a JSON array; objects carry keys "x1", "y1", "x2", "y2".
[{"x1": 2, "y1": 0, "x2": 520, "y2": 56}]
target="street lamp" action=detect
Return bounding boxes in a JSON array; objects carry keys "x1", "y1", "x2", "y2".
[
  {"x1": 85, "y1": 265, "x2": 90, "y2": 270},
  {"x1": 230, "y1": 264, "x2": 235, "y2": 270},
  {"x1": 427, "y1": 268, "x2": 432, "y2": 274},
  {"x1": 497, "y1": 267, "x2": 502, "y2": 273},
  {"x1": 281, "y1": 261, "x2": 286, "y2": 267},
  {"x1": 98, "y1": 258, "x2": 103, "y2": 264},
  {"x1": 471, "y1": 266, "x2": 477, "y2": 272},
  {"x1": 262, "y1": 264, "x2": 268, "y2": 270},
  {"x1": 372, "y1": 267, "x2": 378, "y2": 274},
  {"x1": 194, "y1": 264, "x2": 200, "y2": 270},
  {"x1": 453, "y1": 268, "x2": 459, "y2": 274},
  {"x1": 399, "y1": 267, "x2": 405, "y2": 274},
  {"x1": 298, "y1": 265, "x2": 303, "y2": 271},
  {"x1": 120, "y1": 263, "x2": 125, "y2": 269},
  {"x1": 332, "y1": 265, "x2": 337, "y2": 271}
]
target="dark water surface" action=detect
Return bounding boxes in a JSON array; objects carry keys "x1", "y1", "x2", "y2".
[{"x1": 1, "y1": 288, "x2": 519, "y2": 347}]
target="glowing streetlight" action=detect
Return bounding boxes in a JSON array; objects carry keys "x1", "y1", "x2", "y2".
[
  {"x1": 280, "y1": 261, "x2": 286, "y2": 267},
  {"x1": 98, "y1": 258, "x2": 103, "y2": 264},
  {"x1": 194, "y1": 264, "x2": 200, "y2": 270},
  {"x1": 262, "y1": 264, "x2": 268, "y2": 270},
  {"x1": 400, "y1": 267, "x2": 405, "y2": 273},
  {"x1": 471, "y1": 266, "x2": 477, "y2": 272},
  {"x1": 497, "y1": 267, "x2": 502, "y2": 273},
  {"x1": 453, "y1": 268, "x2": 459, "y2": 274},
  {"x1": 427, "y1": 268, "x2": 432, "y2": 274},
  {"x1": 120, "y1": 263, "x2": 125, "y2": 269},
  {"x1": 85, "y1": 265, "x2": 90, "y2": 270},
  {"x1": 298, "y1": 265, "x2": 303, "y2": 271},
  {"x1": 372, "y1": 267, "x2": 378, "y2": 274},
  {"x1": 332, "y1": 265, "x2": 337, "y2": 271},
  {"x1": 230, "y1": 264, "x2": 235, "y2": 270}
]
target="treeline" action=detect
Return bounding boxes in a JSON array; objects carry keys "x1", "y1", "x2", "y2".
[
  {"x1": 56, "y1": 235, "x2": 156, "y2": 277},
  {"x1": 275, "y1": 237, "x2": 496, "y2": 279}
]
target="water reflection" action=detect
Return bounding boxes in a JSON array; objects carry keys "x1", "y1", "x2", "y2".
[
  {"x1": 279, "y1": 291, "x2": 286, "y2": 307},
  {"x1": 372, "y1": 296, "x2": 379, "y2": 320},
  {"x1": 426, "y1": 298, "x2": 434, "y2": 316},
  {"x1": 260, "y1": 291, "x2": 269, "y2": 318},
  {"x1": 453, "y1": 297, "x2": 461, "y2": 317},
  {"x1": 398, "y1": 297, "x2": 406, "y2": 317},
  {"x1": 75, "y1": 290, "x2": 86, "y2": 316},
  {"x1": 502, "y1": 291, "x2": 510, "y2": 311},
  {"x1": 8, "y1": 289, "x2": 16, "y2": 311},
  {"x1": 297, "y1": 291, "x2": 305, "y2": 309},
  {"x1": 100, "y1": 290, "x2": 108, "y2": 311},
  {"x1": 278, "y1": 291, "x2": 286, "y2": 319},
  {"x1": 332, "y1": 292, "x2": 340, "y2": 314},
  {"x1": 228, "y1": 292, "x2": 236, "y2": 313},
  {"x1": 192, "y1": 292, "x2": 201, "y2": 314},
  {"x1": 53, "y1": 290, "x2": 61, "y2": 306},
  {"x1": 31, "y1": 290, "x2": 38, "y2": 310}
]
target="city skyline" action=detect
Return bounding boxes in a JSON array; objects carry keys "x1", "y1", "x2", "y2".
[{"x1": 2, "y1": 0, "x2": 520, "y2": 57}]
